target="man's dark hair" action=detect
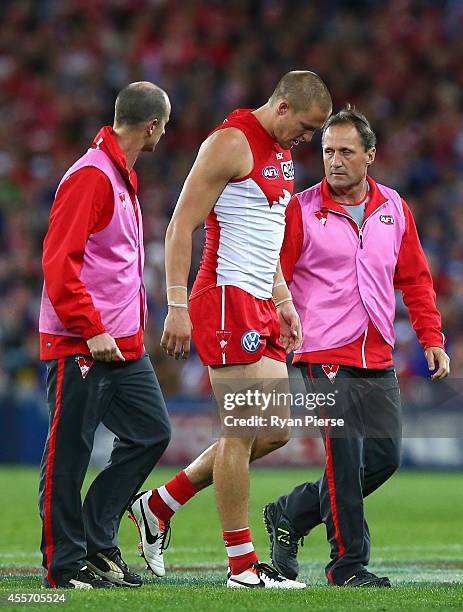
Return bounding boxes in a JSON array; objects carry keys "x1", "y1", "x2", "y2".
[
  {"x1": 114, "y1": 82, "x2": 169, "y2": 127},
  {"x1": 322, "y1": 104, "x2": 376, "y2": 151},
  {"x1": 269, "y1": 70, "x2": 332, "y2": 114}
]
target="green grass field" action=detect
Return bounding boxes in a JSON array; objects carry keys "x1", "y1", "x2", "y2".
[{"x1": 0, "y1": 466, "x2": 462, "y2": 610}]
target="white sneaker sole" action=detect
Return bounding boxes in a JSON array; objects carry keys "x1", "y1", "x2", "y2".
[{"x1": 227, "y1": 575, "x2": 306, "y2": 589}]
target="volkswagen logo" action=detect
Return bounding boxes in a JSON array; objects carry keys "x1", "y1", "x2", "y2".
[{"x1": 241, "y1": 330, "x2": 261, "y2": 353}]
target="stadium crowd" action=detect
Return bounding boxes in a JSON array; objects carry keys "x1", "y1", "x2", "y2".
[{"x1": 1, "y1": 0, "x2": 462, "y2": 408}]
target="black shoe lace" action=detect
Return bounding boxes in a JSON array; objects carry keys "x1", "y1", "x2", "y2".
[
  {"x1": 290, "y1": 535, "x2": 304, "y2": 556},
  {"x1": 356, "y1": 570, "x2": 376, "y2": 579},
  {"x1": 254, "y1": 562, "x2": 285, "y2": 582},
  {"x1": 105, "y1": 547, "x2": 136, "y2": 575},
  {"x1": 110, "y1": 548, "x2": 128, "y2": 570},
  {"x1": 79, "y1": 566, "x2": 100, "y2": 581},
  {"x1": 160, "y1": 521, "x2": 171, "y2": 552},
  {"x1": 344, "y1": 569, "x2": 381, "y2": 585}
]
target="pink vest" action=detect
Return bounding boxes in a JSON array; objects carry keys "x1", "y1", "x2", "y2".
[
  {"x1": 39, "y1": 148, "x2": 147, "y2": 338},
  {"x1": 291, "y1": 181, "x2": 405, "y2": 355}
]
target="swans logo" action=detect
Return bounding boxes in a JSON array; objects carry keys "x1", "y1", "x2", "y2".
[
  {"x1": 321, "y1": 364, "x2": 339, "y2": 383},
  {"x1": 241, "y1": 330, "x2": 261, "y2": 353},
  {"x1": 75, "y1": 356, "x2": 93, "y2": 379}
]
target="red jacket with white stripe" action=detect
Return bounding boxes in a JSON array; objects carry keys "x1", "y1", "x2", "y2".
[
  {"x1": 40, "y1": 127, "x2": 145, "y2": 361},
  {"x1": 281, "y1": 176, "x2": 444, "y2": 368}
]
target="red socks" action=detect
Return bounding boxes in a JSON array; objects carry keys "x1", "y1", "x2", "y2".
[
  {"x1": 147, "y1": 472, "x2": 257, "y2": 575},
  {"x1": 148, "y1": 470, "x2": 198, "y2": 522},
  {"x1": 224, "y1": 527, "x2": 258, "y2": 575}
]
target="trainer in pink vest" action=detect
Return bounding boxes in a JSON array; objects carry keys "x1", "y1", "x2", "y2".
[
  {"x1": 290, "y1": 180, "x2": 405, "y2": 356},
  {"x1": 39, "y1": 147, "x2": 147, "y2": 338}
]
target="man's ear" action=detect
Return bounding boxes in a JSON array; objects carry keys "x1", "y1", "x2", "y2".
[
  {"x1": 277, "y1": 100, "x2": 289, "y2": 116},
  {"x1": 366, "y1": 147, "x2": 376, "y2": 166},
  {"x1": 148, "y1": 118, "x2": 159, "y2": 135}
]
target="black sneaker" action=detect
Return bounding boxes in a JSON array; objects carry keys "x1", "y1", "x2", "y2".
[
  {"x1": 263, "y1": 502, "x2": 303, "y2": 580},
  {"x1": 339, "y1": 570, "x2": 391, "y2": 588},
  {"x1": 86, "y1": 547, "x2": 143, "y2": 587},
  {"x1": 42, "y1": 565, "x2": 115, "y2": 589}
]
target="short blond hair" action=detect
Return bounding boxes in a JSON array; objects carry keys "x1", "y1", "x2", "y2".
[{"x1": 269, "y1": 70, "x2": 332, "y2": 113}]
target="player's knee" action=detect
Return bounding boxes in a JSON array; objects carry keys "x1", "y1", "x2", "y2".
[
  {"x1": 219, "y1": 436, "x2": 254, "y2": 453},
  {"x1": 262, "y1": 432, "x2": 290, "y2": 453},
  {"x1": 273, "y1": 432, "x2": 290, "y2": 449}
]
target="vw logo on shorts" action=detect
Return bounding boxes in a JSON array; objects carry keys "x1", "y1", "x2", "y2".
[{"x1": 241, "y1": 329, "x2": 261, "y2": 353}]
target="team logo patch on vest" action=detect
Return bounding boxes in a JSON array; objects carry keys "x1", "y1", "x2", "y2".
[
  {"x1": 380, "y1": 215, "x2": 394, "y2": 225},
  {"x1": 241, "y1": 330, "x2": 261, "y2": 353},
  {"x1": 119, "y1": 192, "x2": 127, "y2": 208},
  {"x1": 262, "y1": 165, "x2": 280, "y2": 180},
  {"x1": 280, "y1": 160, "x2": 294, "y2": 180},
  {"x1": 216, "y1": 330, "x2": 232, "y2": 352},
  {"x1": 321, "y1": 364, "x2": 339, "y2": 383},
  {"x1": 315, "y1": 211, "x2": 328, "y2": 225},
  {"x1": 75, "y1": 356, "x2": 93, "y2": 379}
]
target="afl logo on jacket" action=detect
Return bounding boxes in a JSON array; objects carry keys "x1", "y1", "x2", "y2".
[{"x1": 380, "y1": 215, "x2": 394, "y2": 225}]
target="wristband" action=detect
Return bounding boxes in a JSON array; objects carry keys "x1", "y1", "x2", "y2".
[
  {"x1": 168, "y1": 302, "x2": 188, "y2": 308},
  {"x1": 167, "y1": 285, "x2": 188, "y2": 290},
  {"x1": 274, "y1": 297, "x2": 293, "y2": 307}
]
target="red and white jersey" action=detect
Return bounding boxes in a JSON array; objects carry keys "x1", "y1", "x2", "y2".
[{"x1": 192, "y1": 109, "x2": 294, "y2": 300}]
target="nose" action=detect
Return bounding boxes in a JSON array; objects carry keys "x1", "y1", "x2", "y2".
[{"x1": 331, "y1": 151, "x2": 343, "y2": 167}]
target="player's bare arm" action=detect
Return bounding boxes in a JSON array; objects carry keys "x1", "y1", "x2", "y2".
[
  {"x1": 161, "y1": 128, "x2": 253, "y2": 359},
  {"x1": 272, "y1": 260, "x2": 302, "y2": 354}
]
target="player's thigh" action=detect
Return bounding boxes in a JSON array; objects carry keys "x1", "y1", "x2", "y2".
[
  {"x1": 209, "y1": 358, "x2": 262, "y2": 441},
  {"x1": 258, "y1": 354, "x2": 291, "y2": 419},
  {"x1": 209, "y1": 355, "x2": 289, "y2": 439}
]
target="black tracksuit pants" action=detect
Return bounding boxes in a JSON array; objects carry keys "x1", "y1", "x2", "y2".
[
  {"x1": 38, "y1": 354, "x2": 171, "y2": 587},
  {"x1": 275, "y1": 364, "x2": 401, "y2": 585}
]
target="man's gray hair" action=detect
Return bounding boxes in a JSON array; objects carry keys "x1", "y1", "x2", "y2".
[
  {"x1": 322, "y1": 104, "x2": 376, "y2": 151},
  {"x1": 114, "y1": 82, "x2": 169, "y2": 127}
]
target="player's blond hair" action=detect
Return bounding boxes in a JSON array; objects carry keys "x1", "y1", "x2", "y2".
[{"x1": 270, "y1": 70, "x2": 332, "y2": 114}]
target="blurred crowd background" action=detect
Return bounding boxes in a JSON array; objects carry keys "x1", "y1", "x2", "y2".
[{"x1": 1, "y1": 0, "x2": 462, "y2": 463}]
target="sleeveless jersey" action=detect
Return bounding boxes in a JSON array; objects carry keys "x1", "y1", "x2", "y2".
[{"x1": 191, "y1": 109, "x2": 294, "y2": 300}]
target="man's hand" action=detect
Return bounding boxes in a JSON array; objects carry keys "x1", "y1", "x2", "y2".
[
  {"x1": 424, "y1": 347, "x2": 450, "y2": 380},
  {"x1": 277, "y1": 300, "x2": 302, "y2": 354},
  {"x1": 86, "y1": 333, "x2": 125, "y2": 362},
  {"x1": 161, "y1": 308, "x2": 192, "y2": 359}
]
